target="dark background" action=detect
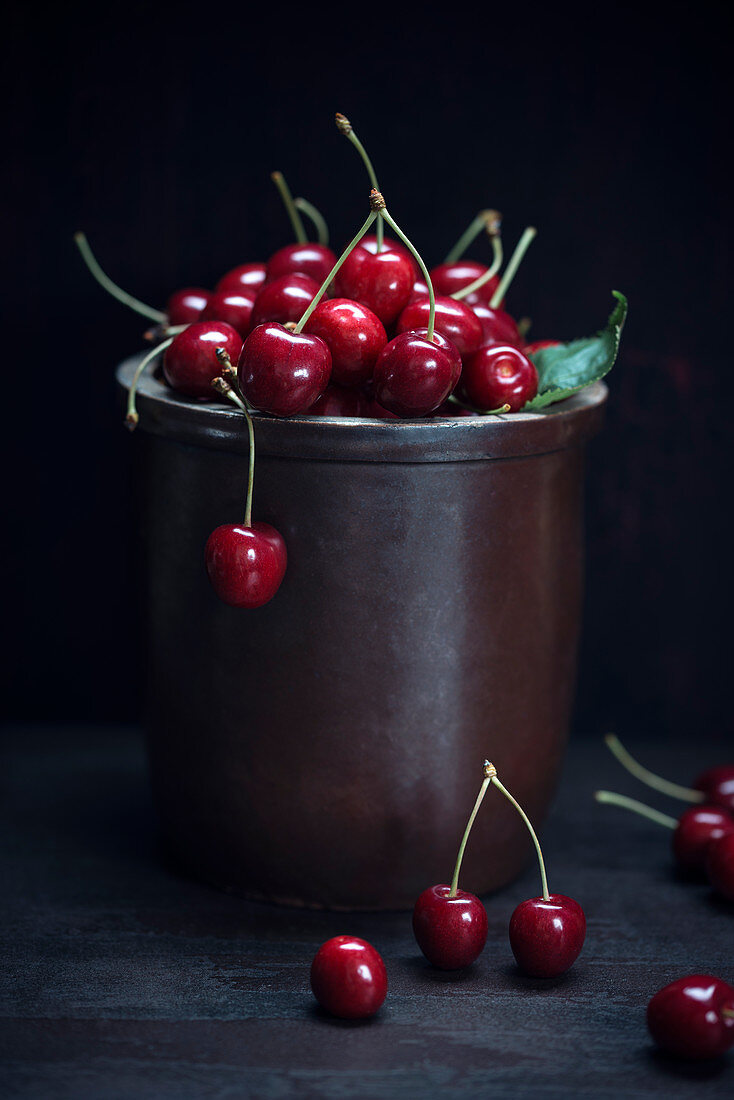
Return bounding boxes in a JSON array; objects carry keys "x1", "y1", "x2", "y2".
[{"x1": 3, "y1": 1, "x2": 732, "y2": 740}]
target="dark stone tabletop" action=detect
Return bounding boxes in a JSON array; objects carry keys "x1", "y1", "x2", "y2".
[{"x1": 1, "y1": 725, "x2": 732, "y2": 1099}]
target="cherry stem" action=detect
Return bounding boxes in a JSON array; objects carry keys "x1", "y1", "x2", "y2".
[
  {"x1": 444, "y1": 210, "x2": 499, "y2": 265},
  {"x1": 126, "y1": 338, "x2": 173, "y2": 430},
  {"x1": 294, "y1": 209, "x2": 377, "y2": 334},
  {"x1": 377, "y1": 198, "x2": 436, "y2": 343},
  {"x1": 489, "y1": 768, "x2": 550, "y2": 901},
  {"x1": 335, "y1": 112, "x2": 383, "y2": 251},
  {"x1": 593, "y1": 790, "x2": 677, "y2": 829},
  {"x1": 213, "y1": 358, "x2": 255, "y2": 528},
  {"x1": 604, "y1": 734, "x2": 705, "y2": 803},
  {"x1": 75, "y1": 232, "x2": 166, "y2": 323},
  {"x1": 489, "y1": 227, "x2": 537, "y2": 309},
  {"x1": 294, "y1": 197, "x2": 329, "y2": 246},
  {"x1": 449, "y1": 761, "x2": 496, "y2": 897},
  {"x1": 517, "y1": 317, "x2": 532, "y2": 339},
  {"x1": 722, "y1": 1006, "x2": 734, "y2": 1020},
  {"x1": 452, "y1": 229, "x2": 503, "y2": 301},
  {"x1": 447, "y1": 395, "x2": 511, "y2": 416},
  {"x1": 271, "y1": 172, "x2": 308, "y2": 244}
]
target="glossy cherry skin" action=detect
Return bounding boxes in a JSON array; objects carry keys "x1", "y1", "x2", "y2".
[
  {"x1": 412, "y1": 885, "x2": 488, "y2": 970},
  {"x1": 238, "y1": 323, "x2": 331, "y2": 416},
  {"x1": 647, "y1": 975, "x2": 734, "y2": 1059},
  {"x1": 166, "y1": 287, "x2": 211, "y2": 325},
  {"x1": 706, "y1": 832, "x2": 734, "y2": 901},
  {"x1": 266, "y1": 243, "x2": 337, "y2": 285},
  {"x1": 250, "y1": 273, "x2": 321, "y2": 328},
  {"x1": 303, "y1": 298, "x2": 386, "y2": 387},
  {"x1": 472, "y1": 305, "x2": 523, "y2": 348},
  {"x1": 333, "y1": 246, "x2": 414, "y2": 327},
  {"x1": 429, "y1": 261, "x2": 501, "y2": 306},
  {"x1": 205, "y1": 523, "x2": 287, "y2": 609},
  {"x1": 673, "y1": 804, "x2": 734, "y2": 872},
  {"x1": 310, "y1": 936, "x2": 387, "y2": 1019},
  {"x1": 462, "y1": 345, "x2": 538, "y2": 411},
  {"x1": 694, "y1": 766, "x2": 734, "y2": 812},
  {"x1": 162, "y1": 322, "x2": 243, "y2": 399},
  {"x1": 397, "y1": 295, "x2": 483, "y2": 360},
  {"x1": 200, "y1": 289, "x2": 257, "y2": 338},
  {"x1": 373, "y1": 333, "x2": 456, "y2": 417},
  {"x1": 215, "y1": 262, "x2": 267, "y2": 295},
  {"x1": 306, "y1": 383, "x2": 370, "y2": 417},
  {"x1": 509, "y1": 895, "x2": 586, "y2": 978},
  {"x1": 360, "y1": 233, "x2": 418, "y2": 275},
  {"x1": 405, "y1": 328, "x2": 461, "y2": 389},
  {"x1": 525, "y1": 339, "x2": 562, "y2": 356}
]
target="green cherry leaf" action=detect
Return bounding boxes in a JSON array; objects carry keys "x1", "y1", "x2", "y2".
[{"x1": 523, "y1": 291, "x2": 628, "y2": 411}]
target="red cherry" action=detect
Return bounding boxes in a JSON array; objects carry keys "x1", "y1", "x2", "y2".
[
  {"x1": 409, "y1": 279, "x2": 429, "y2": 302},
  {"x1": 509, "y1": 895, "x2": 586, "y2": 978},
  {"x1": 430, "y1": 261, "x2": 501, "y2": 305},
  {"x1": 266, "y1": 243, "x2": 337, "y2": 285},
  {"x1": 373, "y1": 332, "x2": 455, "y2": 417},
  {"x1": 397, "y1": 295, "x2": 483, "y2": 359},
  {"x1": 694, "y1": 766, "x2": 734, "y2": 812},
  {"x1": 302, "y1": 298, "x2": 387, "y2": 388},
  {"x1": 306, "y1": 383, "x2": 370, "y2": 417},
  {"x1": 525, "y1": 339, "x2": 562, "y2": 355},
  {"x1": 205, "y1": 523, "x2": 287, "y2": 609},
  {"x1": 333, "y1": 245, "x2": 413, "y2": 327},
  {"x1": 462, "y1": 345, "x2": 538, "y2": 412},
  {"x1": 200, "y1": 289, "x2": 257, "y2": 338},
  {"x1": 166, "y1": 287, "x2": 211, "y2": 325},
  {"x1": 250, "y1": 273, "x2": 321, "y2": 328},
  {"x1": 647, "y1": 975, "x2": 734, "y2": 1059},
  {"x1": 472, "y1": 305, "x2": 524, "y2": 348},
  {"x1": 238, "y1": 323, "x2": 331, "y2": 416},
  {"x1": 215, "y1": 262, "x2": 267, "y2": 295},
  {"x1": 672, "y1": 804, "x2": 734, "y2": 872},
  {"x1": 163, "y1": 322, "x2": 242, "y2": 399},
  {"x1": 412, "y1": 885, "x2": 488, "y2": 970},
  {"x1": 706, "y1": 832, "x2": 734, "y2": 901},
  {"x1": 405, "y1": 328, "x2": 461, "y2": 389},
  {"x1": 310, "y1": 936, "x2": 387, "y2": 1019},
  {"x1": 360, "y1": 232, "x2": 419, "y2": 275}
]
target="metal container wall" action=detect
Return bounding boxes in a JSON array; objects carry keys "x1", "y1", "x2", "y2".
[{"x1": 118, "y1": 358, "x2": 606, "y2": 909}]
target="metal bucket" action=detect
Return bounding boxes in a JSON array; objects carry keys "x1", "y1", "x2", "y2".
[{"x1": 118, "y1": 357, "x2": 606, "y2": 910}]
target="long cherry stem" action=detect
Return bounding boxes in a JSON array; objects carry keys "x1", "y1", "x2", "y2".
[
  {"x1": 295, "y1": 197, "x2": 329, "y2": 246},
  {"x1": 294, "y1": 209, "x2": 377, "y2": 333},
  {"x1": 212, "y1": 367, "x2": 255, "y2": 528},
  {"x1": 335, "y1": 113, "x2": 383, "y2": 251},
  {"x1": 376, "y1": 193, "x2": 436, "y2": 343},
  {"x1": 444, "y1": 210, "x2": 498, "y2": 265},
  {"x1": 594, "y1": 790, "x2": 677, "y2": 829},
  {"x1": 449, "y1": 762, "x2": 496, "y2": 897},
  {"x1": 271, "y1": 172, "x2": 308, "y2": 244},
  {"x1": 75, "y1": 233, "x2": 166, "y2": 323},
  {"x1": 489, "y1": 227, "x2": 537, "y2": 309},
  {"x1": 604, "y1": 734, "x2": 705, "y2": 803},
  {"x1": 126, "y1": 338, "x2": 173, "y2": 429},
  {"x1": 452, "y1": 215, "x2": 503, "y2": 301},
  {"x1": 488, "y1": 766, "x2": 550, "y2": 901}
]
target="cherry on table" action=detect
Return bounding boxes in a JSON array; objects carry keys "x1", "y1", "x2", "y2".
[
  {"x1": 673, "y1": 804, "x2": 734, "y2": 872},
  {"x1": 165, "y1": 287, "x2": 211, "y2": 325},
  {"x1": 333, "y1": 245, "x2": 414, "y2": 327},
  {"x1": 215, "y1": 262, "x2": 267, "y2": 295},
  {"x1": 205, "y1": 523, "x2": 287, "y2": 609},
  {"x1": 310, "y1": 936, "x2": 387, "y2": 1019},
  {"x1": 238, "y1": 322, "x2": 331, "y2": 416},
  {"x1": 472, "y1": 305, "x2": 524, "y2": 348},
  {"x1": 647, "y1": 975, "x2": 734, "y2": 1060},
  {"x1": 706, "y1": 831, "x2": 734, "y2": 901},
  {"x1": 250, "y1": 273, "x2": 321, "y2": 328},
  {"x1": 509, "y1": 896, "x2": 586, "y2": 978},
  {"x1": 201, "y1": 289, "x2": 257, "y2": 338},
  {"x1": 397, "y1": 294, "x2": 483, "y2": 360},
  {"x1": 163, "y1": 321, "x2": 243, "y2": 399},
  {"x1": 694, "y1": 766, "x2": 734, "y2": 812},
  {"x1": 373, "y1": 332, "x2": 455, "y2": 418},
  {"x1": 462, "y1": 345, "x2": 538, "y2": 412},
  {"x1": 303, "y1": 298, "x2": 386, "y2": 388},
  {"x1": 266, "y1": 243, "x2": 337, "y2": 285},
  {"x1": 430, "y1": 260, "x2": 500, "y2": 305}
]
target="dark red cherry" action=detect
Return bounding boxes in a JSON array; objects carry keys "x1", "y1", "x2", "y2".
[
  {"x1": 373, "y1": 332, "x2": 455, "y2": 417},
  {"x1": 205, "y1": 522, "x2": 287, "y2": 609},
  {"x1": 238, "y1": 323, "x2": 331, "y2": 416},
  {"x1": 407, "y1": 328, "x2": 462, "y2": 389},
  {"x1": 706, "y1": 832, "x2": 734, "y2": 901},
  {"x1": 250, "y1": 273, "x2": 321, "y2": 328},
  {"x1": 647, "y1": 975, "x2": 734, "y2": 1060},
  {"x1": 266, "y1": 243, "x2": 337, "y2": 285},
  {"x1": 163, "y1": 321, "x2": 242, "y2": 399},
  {"x1": 672, "y1": 805, "x2": 734, "y2": 872},
  {"x1": 525, "y1": 339, "x2": 562, "y2": 356},
  {"x1": 306, "y1": 383, "x2": 370, "y2": 417},
  {"x1": 462, "y1": 345, "x2": 538, "y2": 411},
  {"x1": 412, "y1": 885, "x2": 488, "y2": 970},
  {"x1": 215, "y1": 262, "x2": 267, "y2": 295},
  {"x1": 360, "y1": 233, "x2": 419, "y2": 275},
  {"x1": 333, "y1": 246, "x2": 414, "y2": 327},
  {"x1": 509, "y1": 895, "x2": 586, "y2": 978},
  {"x1": 201, "y1": 289, "x2": 257, "y2": 338},
  {"x1": 429, "y1": 261, "x2": 500, "y2": 305},
  {"x1": 694, "y1": 766, "x2": 734, "y2": 812},
  {"x1": 396, "y1": 295, "x2": 483, "y2": 359},
  {"x1": 303, "y1": 298, "x2": 387, "y2": 387},
  {"x1": 409, "y1": 279, "x2": 429, "y2": 302},
  {"x1": 472, "y1": 305, "x2": 524, "y2": 348},
  {"x1": 166, "y1": 287, "x2": 211, "y2": 325},
  {"x1": 310, "y1": 936, "x2": 388, "y2": 1019}
]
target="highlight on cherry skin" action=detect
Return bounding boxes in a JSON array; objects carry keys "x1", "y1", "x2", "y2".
[
  {"x1": 647, "y1": 975, "x2": 734, "y2": 1060},
  {"x1": 310, "y1": 936, "x2": 388, "y2": 1019}
]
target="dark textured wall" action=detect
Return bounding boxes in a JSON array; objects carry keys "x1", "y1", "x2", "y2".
[{"x1": 4, "y1": 1, "x2": 732, "y2": 739}]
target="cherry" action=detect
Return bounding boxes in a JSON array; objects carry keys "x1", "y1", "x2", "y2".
[
  {"x1": 410, "y1": 278, "x2": 429, "y2": 301},
  {"x1": 430, "y1": 261, "x2": 501, "y2": 305},
  {"x1": 163, "y1": 322, "x2": 243, "y2": 399},
  {"x1": 303, "y1": 298, "x2": 387, "y2": 387},
  {"x1": 406, "y1": 328, "x2": 461, "y2": 388},
  {"x1": 333, "y1": 245, "x2": 413, "y2": 327},
  {"x1": 525, "y1": 339, "x2": 562, "y2": 355},
  {"x1": 647, "y1": 975, "x2": 734, "y2": 1060},
  {"x1": 306, "y1": 383, "x2": 370, "y2": 417},
  {"x1": 706, "y1": 831, "x2": 734, "y2": 902},
  {"x1": 250, "y1": 273, "x2": 321, "y2": 328},
  {"x1": 166, "y1": 287, "x2": 212, "y2": 325},
  {"x1": 201, "y1": 289, "x2": 257, "y2": 338},
  {"x1": 673, "y1": 805, "x2": 734, "y2": 872},
  {"x1": 205, "y1": 523, "x2": 287, "y2": 608},
  {"x1": 360, "y1": 233, "x2": 419, "y2": 275},
  {"x1": 238, "y1": 323, "x2": 331, "y2": 416},
  {"x1": 373, "y1": 333, "x2": 455, "y2": 417},
  {"x1": 462, "y1": 345, "x2": 538, "y2": 412},
  {"x1": 604, "y1": 734, "x2": 734, "y2": 812},
  {"x1": 694, "y1": 766, "x2": 734, "y2": 812},
  {"x1": 310, "y1": 936, "x2": 387, "y2": 1019},
  {"x1": 266, "y1": 243, "x2": 338, "y2": 285},
  {"x1": 215, "y1": 262, "x2": 267, "y2": 296},
  {"x1": 397, "y1": 295, "x2": 483, "y2": 360},
  {"x1": 472, "y1": 305, "x2": 524, "y2": 348}
]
